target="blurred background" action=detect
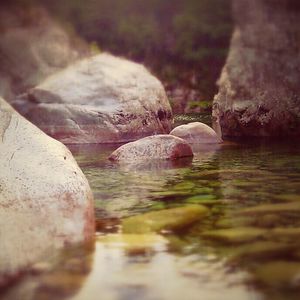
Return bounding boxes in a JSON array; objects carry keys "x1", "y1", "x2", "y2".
[{"x1": 0, "y1": 0, "x2": 233, "y2": 113}]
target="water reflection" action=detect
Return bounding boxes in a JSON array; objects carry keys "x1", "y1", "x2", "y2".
[
  {"x1": 71, "y1": 235, "x2": 261, "y2": 300},
  {"x1": 3, "y1": 140, "x2": 300, "y2": 299}
]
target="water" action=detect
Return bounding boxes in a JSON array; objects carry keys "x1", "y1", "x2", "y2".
[{"x1": 2, "y1": 119, "x2": 300, "y2": 300}]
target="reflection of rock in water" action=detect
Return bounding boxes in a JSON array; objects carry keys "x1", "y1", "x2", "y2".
[
  {"x1": 71, "y1": 237, "x2": 262, "y2": 300},
  {"x1": 2, "y1": 242, "x2": 95, "y2": 300}
]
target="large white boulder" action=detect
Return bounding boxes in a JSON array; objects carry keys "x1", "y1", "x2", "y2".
[
  {"x1": 0, "y1": 98, "x2": 94, "y2": 286},
  {"x1": 13, "y1": 53, "x2": 173, "y2": 144}
]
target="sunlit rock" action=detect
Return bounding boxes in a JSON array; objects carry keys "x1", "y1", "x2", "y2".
[
  {"x1": 122, "y1": 205, "x2": 208, "y2": 234},
  {"x1": 13, "y1": 54, "x2": 172, "y2": 144},
  {"x1": 213, "y1": 0, "x2": 300, "y2": 137},
  {"x1": 170, "y1": 122, "x2": 222, "y2": 144},
  {"x1": 0, "y1": 98, "x2": 94, "y2": 286},
  {"x1": 109, "y1": 135, "x2": 193, "y2": 162}
]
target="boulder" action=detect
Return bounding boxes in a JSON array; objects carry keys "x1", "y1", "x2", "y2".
[
  {"x1": 0, "y1": 98, "x2": 94, "y2": 286},
  {"x1": 170, "y1": 122, "x2": 222, "y2": 144},
  {"x1": 213, "y1": 0, "x2": 300, "y2": 137},
  {"x1": 108, "y1": 135, "x2": 193, "y2": 162},
  {"x1": 0, "y1": 4, "x2": 86, "y2": 100},
  {"x1": 122, "y1": 205, "x2": 209, "y2": 234},
  {"x1": 13, "y1": 54, "x2": 173, "y2": 144}
]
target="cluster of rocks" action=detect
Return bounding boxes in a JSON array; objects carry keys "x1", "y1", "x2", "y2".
[
  {"x1": 0, "y1": 5, "x2": 174, "y2": 286},
  {"x1": 0, "y1": 4, "x2": 221, "y2": 287},
  {"x1": 109, "y1": 122, "x2": 222, "y2": 163}
]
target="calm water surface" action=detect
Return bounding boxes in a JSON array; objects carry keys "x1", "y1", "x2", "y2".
[{"x1": 2, "y1": 116, "x2": 300, "y2": 300}]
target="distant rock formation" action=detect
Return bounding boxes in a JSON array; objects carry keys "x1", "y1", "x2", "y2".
[
  {"x1": 213, "y1": 0, "x2": 300, "y2": 137},
  {"x1": 0, "y1": 97, "x2": 94, "y2": 286},
  {"x1": 0, "y1": 4, "x2": 87, "y2": 100},
  {"x1": 13, "y1": 54, "x2": 172, "y2": 144}
]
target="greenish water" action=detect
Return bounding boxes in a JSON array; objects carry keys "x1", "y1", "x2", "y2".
[{"x1": 2, "y1": 124, "x2": 300, "y2": 300}]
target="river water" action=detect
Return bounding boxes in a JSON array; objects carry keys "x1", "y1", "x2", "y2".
[{"x1": 2, "y1": 115, "x2": 300, "y2": 300}]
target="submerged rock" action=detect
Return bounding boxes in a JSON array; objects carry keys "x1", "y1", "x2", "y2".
[
  {"x1": 0, "y1": 98, "x2": 94, "y2": 286},
  {"x1": 97, "y1": 234, "x2": 168, "y2": 252},
  {"x1": 239, "y1": 202, "x2": 300, "y2": 215},
  {"x1": 254, "y1": 261, "x2": 300, "y2": 288},
  {"x1": 109, "y1": 135, "x2": 193, "y2": 162},
  {"x1": 122, "y1": 205, "x2": 208, "y2": 234},
  {"x1": 213, "y1": 0, "x2": 300, "y2": 137},
  {"x1": 13, "y1": 53, "x2": 172, "y2": 144},
  {"x1": 202, "y1": 227, "x2": 267, "y2": 244},
  {"x1": 170, "y1": 122, "x2": 222, "y2": 144}
]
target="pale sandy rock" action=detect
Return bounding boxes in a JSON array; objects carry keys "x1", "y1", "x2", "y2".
[{"x1": 0, "y1": 98, "x2": 94, "y2": 286}]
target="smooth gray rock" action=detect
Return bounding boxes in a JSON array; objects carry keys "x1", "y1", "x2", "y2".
[
  {"x1": 13, "y1": 53, "x2": 173, "y2": 144},
  {"x1": 213, "y1": 0, "x2": 300, "y2": 137},
  {"x1": 0, "y1": 98, "x2": 94, "y2": 286}
]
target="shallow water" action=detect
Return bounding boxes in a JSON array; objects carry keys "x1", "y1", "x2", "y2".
[{"x1": 2, "y1": 118, "x2": 300, "y2": 300}]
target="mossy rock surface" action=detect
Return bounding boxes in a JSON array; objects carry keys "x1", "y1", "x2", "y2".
[
  {"x1": 97, "y1": 234, "x2": 168, "y2": 251},
  {"x1": 122, "y1": 205, "x2": 209, "y2": 234},
  {"x1": 231, "y1": 241, "x2": 296, "y2": 262}
]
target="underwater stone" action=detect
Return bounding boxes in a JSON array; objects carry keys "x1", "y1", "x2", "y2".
[
  {"x1": 122, "y1": 205, "x2": 209, "y2": 234},
  {"x1": 202, "y1": 227, "x2": 267, "y2": 244}
]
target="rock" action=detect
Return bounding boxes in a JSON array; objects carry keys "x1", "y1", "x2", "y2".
[
  {"x1": 97, "y1": 234, "x2": 168, "y2": 253},
  {"x1": 271, "y1": 228, "x2": 300, "y2": 240},
  {"x1": 170, "y1": 122, "x2": 222, "y2": 144},
  {"x1": 122, "y1": 205, "x2": 209, "y2": 234},
  {"x1": 13, "y1": 54, "x2": 172, "y2": 144},
  {"x1": 254, "y1": 261, "x2": 300, "y2": 288},
  {"x1": 0, "y1": 4, "x2": 86, "y2": 100},
  {"x1": 0, "y1": 98, "x2": 94, "y2": 286},
  {"x1": 213, "y1": 0, "x2": 300, "y2": 137},
  {"x1": 202, "y1": 227, "x2": 267, "y2": 244},
  {"x1": 230, "y1": 241, "x2": 296, "y2": 262},
  {"x1": 239, "y1": 202, "x2": 300, "y2": 215},
  {"x1": 108, "y1": 135, "x2": 193, "y2": 162}
]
